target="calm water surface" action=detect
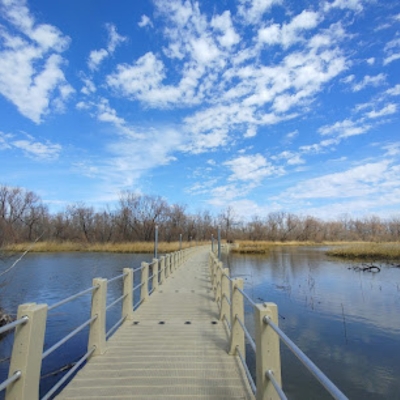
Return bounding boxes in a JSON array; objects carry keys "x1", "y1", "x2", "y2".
[
  {"x1": 1, "y1": 248, "x2": 400, "y2": 399},
  {"x1": 226, "y1": 247, "x2": 400, "y2": 400}
]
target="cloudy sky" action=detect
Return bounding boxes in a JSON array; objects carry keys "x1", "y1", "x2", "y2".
[{"x1": 0, "y1": 0, "x2": 399, "y2": 219}]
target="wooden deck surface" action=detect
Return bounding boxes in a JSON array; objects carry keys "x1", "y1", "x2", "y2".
[{"x1": 56, "y1": 248, "x2": 254, "y2": 399}]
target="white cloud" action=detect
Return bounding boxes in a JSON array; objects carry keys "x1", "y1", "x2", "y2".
[
  {"x1": 351, "y1": 73, "x2": 386, "y2": 92},
  {"x1": 366, "y1": 57, "x2": 375, "y2": 65},
  {"x1": 211, "y1": 11, "x2": 240, "y2": 48},
  {"x1": 383, "y1": 38, "x2": 400, "y2": 65},
  {"x1": 319, "y1": 119, "x2": 371, "y2": 138},
  {"x1": 324, "y1": 0, "x2": 364, "y2": 12},
  {"x1": 366, "y1": 103, "x2": 397, "y2": 119},
  {"x1": 237, "y1": 0, "x2": 283, "y2": 24},
  {"x1": 88, "y1": 49, "x2": 108, "y2": 71},
  {"x1": 87, "y1": 24, "x2": 126, "y2": 71},
  {"x1": 280, "y1": 161, "x2": 391, "y2": 200},
  {"x1": 258, "y1": 10, "x2": 321, "y2": 49},
  {"x1": 386, "y1": 84, "x2": 400, "y2": 96},
  {"x1": 224, "y1": 154, "x2": 283, "y2": 183},
  {"x1": 0, "y1": 0, "x2": 73, "y2": 123},
  {"x1": 138, "y1": 15, "x2": 153, "y2": 28},
  {"x1": 0, "y1": 131, "x2": 61, "y2": 160},
  {"x1": 273, "y1": 151, "x2": 305, "y2": 165}
]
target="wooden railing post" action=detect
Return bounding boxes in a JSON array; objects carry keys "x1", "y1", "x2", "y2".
[
  {"x1": 88, "y1": 278, "x2": 107, "y2": 356},
  {"x1": 254, "y1": 303, "x2": 282, "y2": 400},
  {"x1": 6, "y1": 303, "x2": 47, "y2": 400},
  {"x1": 140, "y1": 262, "x2": 149, "y2": 303},
  {"x1": 159, "y1": 256, "x2": 165, "y2": 284},
  {"x1": 229, "y1": 279, "x2": 245, "y2": 357},
  {"x1": 152, "y1": 259, "x2": 159, "y2": 291},
  {"x1": 220, "y1": 268, "x2": 230, "y2": 324},
  {"x1": 122, "y1": 268, "x2": 134, "y2": 321}
]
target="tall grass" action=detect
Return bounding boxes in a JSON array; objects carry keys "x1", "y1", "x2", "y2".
[
  {"x1": 3, "y1": 241, "x2": 194, "y2": 254},
  {"x1": 326, "y1": 242, "x2": 400, "y2": 260}
]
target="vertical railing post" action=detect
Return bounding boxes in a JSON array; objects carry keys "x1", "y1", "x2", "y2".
[
  {"x1": 254, "y1": 303, "x2": 282, "y2": 400},
  {"x1": 122, "y1": 268, "x2": 134, "y2": 321},
  {"x1": 6, "y1": 303, "x2": 47, "y2": 400},
  {"x1": 165, "y1": 254, "x2": 170, "y2": 278},
  {"x1": 88, "y1": 278, "x2": 107, "y2": 356},
  {"x1": 215, "y1": 263, "x2": 223, "y2": 303},
  {"x1": 140, "y1": 262, "x2": 149, "y2": 303},
  {"x1": 220, "y1": 268, "x2": 230, "y2": 324},
  {"x1": 218, "y1": 225, "x2": 221, "y2": 260},
  {"x1": 229, "y1": 279, "x2": 245, "y2": 357},
  {"x1": 159, "y1": 256, "x2": 165, "y2": 285},
  {"x1": 152, "y1": 259, "x2": 159, "y2": 291},
  {"x1": 154, "y1": 225, "x2": 158, "y2": 259}
]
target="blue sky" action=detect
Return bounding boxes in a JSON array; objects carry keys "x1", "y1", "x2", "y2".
[{"x1": 0, "y1": 0, "x2": 399, "y2": 219}]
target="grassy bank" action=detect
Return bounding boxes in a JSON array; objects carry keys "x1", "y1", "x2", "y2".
[
  {"x1": 230, "y1": 240, "x2": 333, "y2": 254},
  {"x1": 326, "y1": 242, "x2": 400, "y2": 260},
  {"x1": 3, "y1": 241, "x2": 194, "y2": 254}
]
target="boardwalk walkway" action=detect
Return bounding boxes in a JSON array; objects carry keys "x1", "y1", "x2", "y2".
[{"x1": 57, "y1": 248, "x2": 254, "y2": 399}]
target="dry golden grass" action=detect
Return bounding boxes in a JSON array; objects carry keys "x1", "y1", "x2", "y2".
[
  {"x1": 326, "y1": 242, "x2": 400, "y2": 260},
  {"x1": 3, "y1": 241, "x2": 194, "y2": 254}
]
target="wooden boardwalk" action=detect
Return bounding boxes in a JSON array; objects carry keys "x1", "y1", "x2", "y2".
[{"x1": 57, "y1": 248, "x2": 254, "y2": 399}]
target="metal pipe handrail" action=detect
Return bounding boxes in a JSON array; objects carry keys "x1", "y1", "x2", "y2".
[
  {"x1": 149, "y1": 287, "x2": 155, "y2": 295},
  {"x1": 148, "y1": 273, "x2": 155, "y2": 280},
  {"x1": 236, "y1": 315, "x2": 256, "y2": 353},
  {"x1": 133, "y1": 298, "x2": 144, "y2": 311},
  {"x1": 235, "y1": 286, "x2": 257, "y2": 308},
  {"x1": 106, "y1": 315, "x2": 127, "y2": 339},
  {"x1": 0, "y1": 316, "x2": 28, "y2": 335},
  {"x1": 236, "y1": 346, "x2": 256, "y2": 394},
  {"x1": 264, "y1": 316, "x2": 348, "y2": 400},
  {"x1": 0, "y1": 370, "x2": 21, "y2": 392},
  {"x1": 106, "y1": 294, "x2": 127, "y2": 311},
  {"x1": 41, "y1": 346, "x2": 96, "y2": 400},
  {"x1": 133, "y1": 282, "x2": 144, "y2": 292},
  {"x1": 42, "y1": 315, "x2": 98, "y2": 360},
  {"x1": 107, "y1": 272, "x2": 128, "y2": 284},
  {"x1": 132, "y1": 265, "x2": 142, "y2": 273},
  {"x1": 48, "y1": 285, "x2": 99, "y2": 311},
  {"x1": 266, "y1": 370, "x2": 288, "y2": 400},
  {"x1": 222, "y1": 293, "x2": 232, "y2": 306}
]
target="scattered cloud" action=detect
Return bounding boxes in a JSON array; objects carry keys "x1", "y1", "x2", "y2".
[
  {"x1": 87, "y1": 23, "x2": 126, "y2": 71},
  {"x1": 0, "y1": 0, "x2": 73, "y2": 123},
  {"x1": 351, "y1": 73, "x2": 386, "y2": 92},
  {"x1": 138, "y1": 15, "x2": 153, "y2": 28},
  {"x1": 0, "y1": 131, "x2": 61, "y2": 160},
  {"x1": 224, "y1": 154, "x2": 283, "y2": 183}
]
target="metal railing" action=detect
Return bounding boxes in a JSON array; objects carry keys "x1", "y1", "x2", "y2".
[
  {"x1": 209, "y1": 251, "x2": 349, "y2": 400},
  {"x1": 1, "y1": 246, "x2": 194, "y2": 400}
]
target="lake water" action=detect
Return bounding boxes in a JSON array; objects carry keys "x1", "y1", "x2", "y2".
[
  {"x1": 225, "y1": 246, "x2": 400, "y2": 400},
  {"x1": 1, "y1": 248, "x2": 400, "y2": 399}
]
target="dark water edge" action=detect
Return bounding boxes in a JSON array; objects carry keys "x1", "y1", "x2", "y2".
[{"x1": 225, "y1": 247, "x2": 400, "y2": 400}]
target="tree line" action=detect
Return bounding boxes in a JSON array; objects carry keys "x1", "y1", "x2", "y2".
[{"x1": 1, "y1": 184, "x2": 400, "y2": 246}]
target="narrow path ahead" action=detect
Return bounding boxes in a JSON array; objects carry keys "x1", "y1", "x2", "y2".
[{"x1": 57, "y1": 248, "x2": 254, "y2": 399}]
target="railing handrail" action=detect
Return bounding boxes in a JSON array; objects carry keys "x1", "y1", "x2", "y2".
[
  {"x1": 48, "y1": 285, "x2": 100, "y2": 311},
  {"x1": 0, "y1": 371, "x2": 21, "y2": 393},
  {"x1": 0, "y1": 316, "x2": 28, "y2": 336},
  {"x1": 264, "y1": 316, "x2": 348, "y2": 400}
]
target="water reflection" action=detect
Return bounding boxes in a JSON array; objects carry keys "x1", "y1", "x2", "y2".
[{"x1": 228, "y1": 247, "x2": 400, "y2": 400}]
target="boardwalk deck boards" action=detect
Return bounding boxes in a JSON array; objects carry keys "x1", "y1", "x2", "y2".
[{"x1": 56, "y1": 248, "x2": 254, "y2": 400}]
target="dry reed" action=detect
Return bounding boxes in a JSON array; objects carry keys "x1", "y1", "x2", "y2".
[
  {"x1": 3, "y1": 241, "x2": 193, "y2": 254},
  {"x1": 326, "y1": 242, "x2": 400, "y2": 260}
]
